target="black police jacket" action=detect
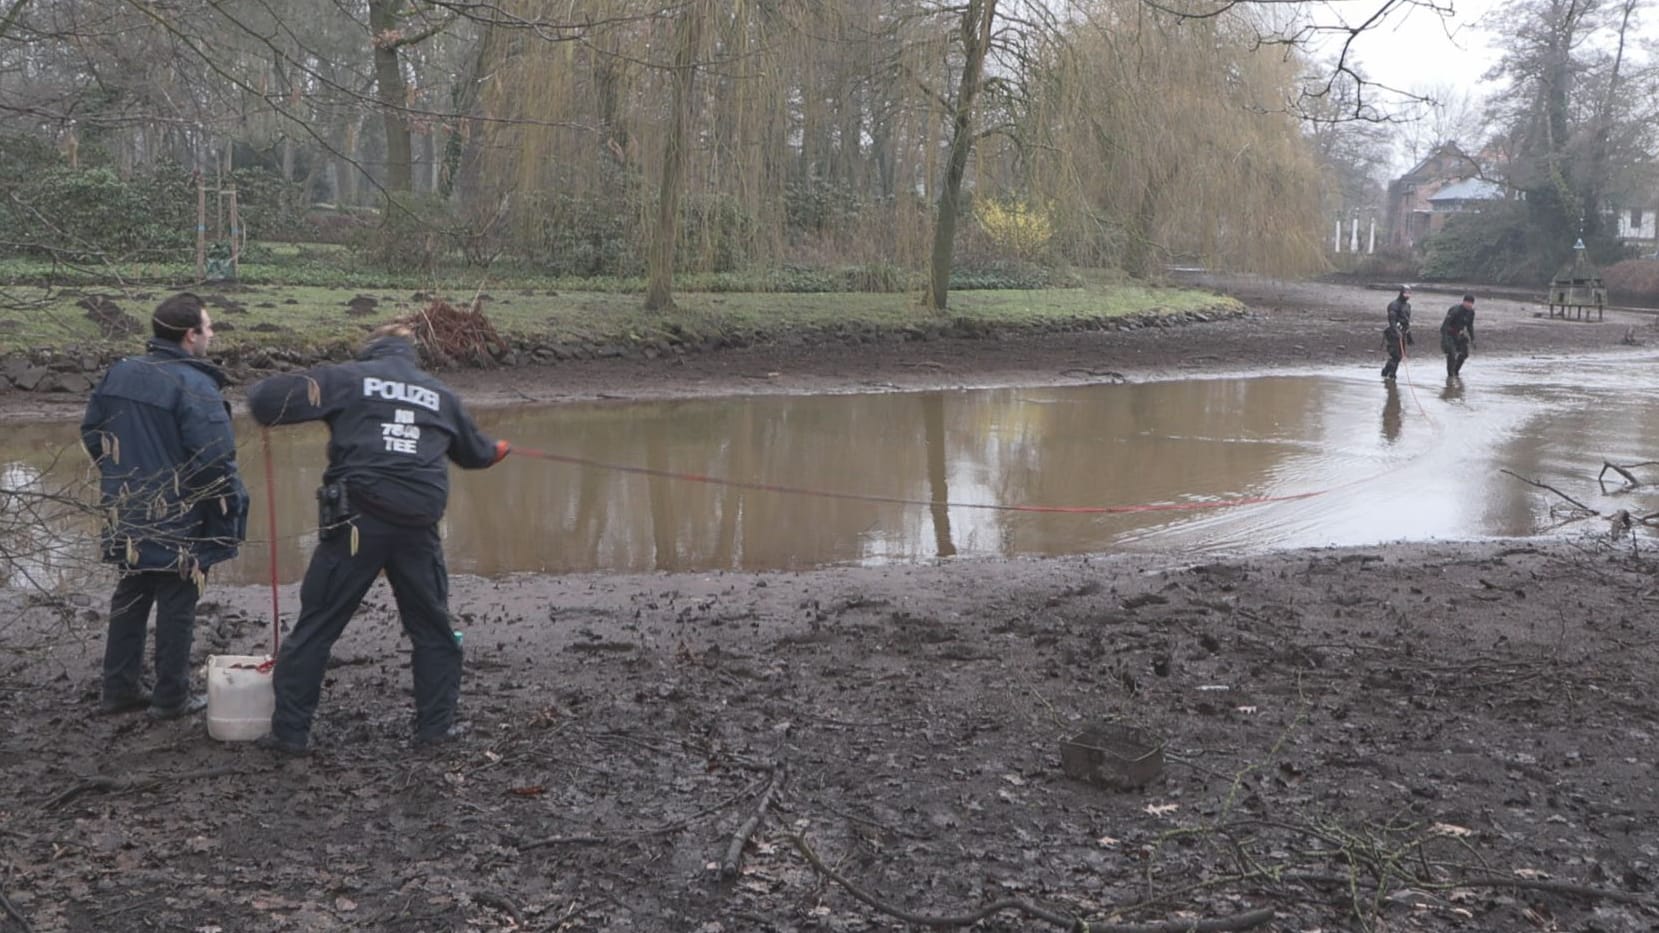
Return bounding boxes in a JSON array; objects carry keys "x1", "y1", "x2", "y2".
[{"x1": 247, "y1": 336, "x2": 501, "y2": 526}]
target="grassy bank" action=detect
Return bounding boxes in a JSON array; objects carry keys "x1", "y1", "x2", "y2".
[{"x1": 0, "y1": 276, "x2": 1240, "y2": 359}]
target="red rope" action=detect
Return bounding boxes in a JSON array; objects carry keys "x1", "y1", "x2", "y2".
[
  {"x1": 510, "y1": 445, "x2": 1326, "y2": 515},
  {"x1": 260, "y1": 428, "x2": 280, "y2": 661},
  {"x1": 1400, "y1": 331, "x2": 1429, "y2": 417}
]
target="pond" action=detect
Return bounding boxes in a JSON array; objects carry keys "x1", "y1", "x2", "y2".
[{"x1": 7, "y1": 349, "x2": 1659, "y2": 587}]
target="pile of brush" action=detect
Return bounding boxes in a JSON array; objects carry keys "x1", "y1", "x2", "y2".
[{"x1": 399, "y1": 298, "x2": 508, "y2": 365}]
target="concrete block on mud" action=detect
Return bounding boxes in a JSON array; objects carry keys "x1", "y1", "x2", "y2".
[{"x1": 1061, "y1": 723, "x2": 1165, "y2": 790}]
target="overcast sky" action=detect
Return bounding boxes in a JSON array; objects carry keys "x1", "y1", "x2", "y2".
[
  {"x1": 1341, "y1": 0, "x2": 1505, "y2": 95},
  {"x1": 1307, "y1": 0, "x2": 1659, "y2": 174}
]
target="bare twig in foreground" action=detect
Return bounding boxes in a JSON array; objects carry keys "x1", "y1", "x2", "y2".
[
  {"x1": 43, "y1": 766, "x2": 246, "y2": 811},
  {"x1": 1500, "y1": 469, "x2": 1596, "y2": 515},
  {"x1": 0, "y1": 877, "x2": 34, "y2": 933},
  {"x1": 721, "y1": 764, "x2": 783, "y2": 879},
  {"x1": 1599, "y1": 460, "x2": 1659, "y2": 491},
  {"x1": 789, "y1": 832, "x2": 1275, "y2": 932}
]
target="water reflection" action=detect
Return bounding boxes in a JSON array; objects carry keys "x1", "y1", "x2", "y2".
[
  {"x1": 1381, "y1": 381, "x2": 1402, "y2": 444},
  {"x1": 9, "y1": 352, "x2": 1659, "y2": 585}
]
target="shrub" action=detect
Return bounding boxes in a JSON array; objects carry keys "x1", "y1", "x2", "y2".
[
  {"x1": 681, "y1": 193, "x2": 753, "y2": 273},
  {"x1": 949, "y1": 260, "x2": 1075, "y2": 290},
  {"x1": 975, "y1": 199, "x2": 1054, "y2": 261},
  {"x1": 844, "y1": 261, "x2": 909, "y2": 293},
  {"x1": 303, "y1": 207, "x2": 376, "y2": 245},
  {"x1": 1417, "y1": 202, "x2": 1534, "y2": 284},
  {"x1": 523, "y1": 191, "x2": 641, "y2": 277},
  {"x1": 353, "y1": 193, "x2": 457, "y2": 273},
  {"x1": 1603, "y1": 259, "x2": 1659, "y2": 307},
  {"x1": 784, "y1": 175, "x2": 862, "y2": 236},
  {"x1": 0, "y1": 133, "x2": 63, "y2": 178},
  {"x1": 0, "y1": 165, "x2": 194, "y2": 260},
  {"x1": 228, "y1": 168, "x2": 311, "y2": 242}
]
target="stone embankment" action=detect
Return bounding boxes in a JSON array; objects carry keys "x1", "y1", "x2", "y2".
[{"x1": 0, "y1": 306, "x2": 1243, "y2": 393}]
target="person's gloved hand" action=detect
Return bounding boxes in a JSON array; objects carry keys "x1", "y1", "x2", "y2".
[
  {"x1": 1467, "y1": 341, "x2": 1475, "y2": 354},
  {"x1": 492, "y1": 439, "x2": 511, "y2": 464},
  {"x1": 1405, "y1": 331, "x2": 1414, "y2": 345}
]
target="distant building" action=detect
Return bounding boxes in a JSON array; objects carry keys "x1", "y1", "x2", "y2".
[
  {"x1": 1384, "y1": 143, "x2": 1488, "y2": 249},
  {"x1": 1613, "y1": 202, "x2": 1658, "y2": 257}
]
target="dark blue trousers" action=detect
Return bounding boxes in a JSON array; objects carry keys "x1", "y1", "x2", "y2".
[
  {"x1": 104, "y1": 570, "x2": 201, "y2": 708},
  {"x1": 269, "y1": 513, "x2": 460, "y2": 744}
]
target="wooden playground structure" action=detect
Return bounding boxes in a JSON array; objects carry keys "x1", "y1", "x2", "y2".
[
  {"x1": 1547, "y1": 240, "x2": 1607, "y2": 320},
  {"x1": 194, "y1": 169, "x2": 241, "y2": 283}
]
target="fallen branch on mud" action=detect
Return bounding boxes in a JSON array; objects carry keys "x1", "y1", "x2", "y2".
[
  {"x1": 470, "y1": 890, "x2": 525, "y2": 928},
  {"x1": 1598, "y1": 459, "x2": 1659, "y2": 492},
  {"x1": 42, "y1": 766, "x2": 245, "y2": 811},
  {"x1": 721, "y1": 764, "x2": 783, "y2": 879},
  {"x1": 1126, "y1": 811, "x2": 1659, "y2": 925},
  {"x1": 1060, "y1": 367, "x2": 1126, "y2": 381},
  {"x1": 1500, "y1": 469, "x2": 1597, "y2": 515},
  {"x1": 1277, "y1": 871, "x2": 1659, "y2": 908},
  {"x1": 0, "y1": 879, "x2": 34, "y2": 933},
  {"x1": 789, "y1": 832, "x2": 1274, "y2": 932},
  {"x1": 518, "y1": 773, "x2": 770, "y2": 850}
]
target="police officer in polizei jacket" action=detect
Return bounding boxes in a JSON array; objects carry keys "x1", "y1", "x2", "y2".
[
  {"x1": 247, "y1": 323, "x2": 509, "y2": 756},
  {"x1": 81, "y1": 292, "x2": 249, "y2": 720}
]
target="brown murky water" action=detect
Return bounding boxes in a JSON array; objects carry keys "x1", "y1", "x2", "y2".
[{"x1": 8, "y1": 351, "x2": 1659, "y2": 587}]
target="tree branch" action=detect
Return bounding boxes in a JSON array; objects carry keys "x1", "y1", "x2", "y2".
[
  {"x1": 1499, "y1": 469, "x2": 1597, "y2": 514},
  {"x1": 789, "y1": 831, "x2": 1276, "y2": 931}
]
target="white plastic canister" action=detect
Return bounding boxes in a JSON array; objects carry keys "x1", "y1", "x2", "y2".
[{"x1": 206, "y1": 654, "x2": 275, "y2": 742}]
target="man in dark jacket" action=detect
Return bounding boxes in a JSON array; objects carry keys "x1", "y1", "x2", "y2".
[
  {"x1": 1381, "y1": 285, "x2": 1413, "y2": 380},
  {"x1": 81, "y1": 293, "x2": 248, "y2": 719},
  {"x1": 1440, "y1": 293, "x2": 1477, "y2": 378},
  {"x1": 247, "y1": 324, "x2": 508, "y2": 755}
]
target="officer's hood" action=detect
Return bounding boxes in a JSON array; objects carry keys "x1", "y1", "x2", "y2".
[{"x1": 357, "y1": 334, "x2": 420, "y2": 362}]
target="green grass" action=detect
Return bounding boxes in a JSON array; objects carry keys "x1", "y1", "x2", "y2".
[{"x1": 0, "y1": 254, "x2": 1239, "y2": 358}]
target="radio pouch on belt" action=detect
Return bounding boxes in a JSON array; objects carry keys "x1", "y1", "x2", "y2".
[{"x1": 317, "y1": 482, "x2": 352, "y2": 539}]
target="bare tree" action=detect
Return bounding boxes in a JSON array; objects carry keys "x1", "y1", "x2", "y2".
[
  {"x1": 644, "y1": 0, "x2": 711, "y2": 311},
  {"x1": 923, "y1": 0, "x2": 998, "y2": 311},
  {"x1": 367, "y1": 0, "x2": 456, "y2": 193}
]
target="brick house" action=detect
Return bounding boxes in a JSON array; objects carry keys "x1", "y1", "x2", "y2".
[{"x1": 1384, "y1": 143, "x2": 1485, "y2": 249}]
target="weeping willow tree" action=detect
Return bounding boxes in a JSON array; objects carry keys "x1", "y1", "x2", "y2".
[
  {"x1": 469, "y1": 0, "x2": 1330, "y2": 295},
  {"x1": 1009, "y1": 0, "x2": 1329, "y2": 277},
  {"x1": 476, "y1": 1, "x2": 806, "y2": 302}
]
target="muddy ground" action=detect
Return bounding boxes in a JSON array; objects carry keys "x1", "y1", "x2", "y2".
[{"x1": 4, "y1": 277, "x2": 1659, "y2": 933}]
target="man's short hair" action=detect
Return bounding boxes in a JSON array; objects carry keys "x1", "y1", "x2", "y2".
[
  {"x1": 152, "y1": 293, "x2": 206, "y2": 340},
  {"x1": 1462, "y1": 293, "x2": 1476, "y2": 303}
]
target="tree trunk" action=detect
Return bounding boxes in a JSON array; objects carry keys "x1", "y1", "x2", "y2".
[
  {"x1": 924, "y1": 0, "x2": 996, "y2": 312},
  {"x1": 1583, "y1": 0, "x2": 1637, "y2": 244},
  {"x1": 922, "y1": 393, "x2": 956, "y2": 557},
  {"x1": 340, "y1": 117, "x2": 363, "y2": 206},
  {"x1": 644, "y1": 0, "x2": 708, "y2": 312},
  {"x1": 369, "y1": 0, "x2": 414, "y2": 193}
]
